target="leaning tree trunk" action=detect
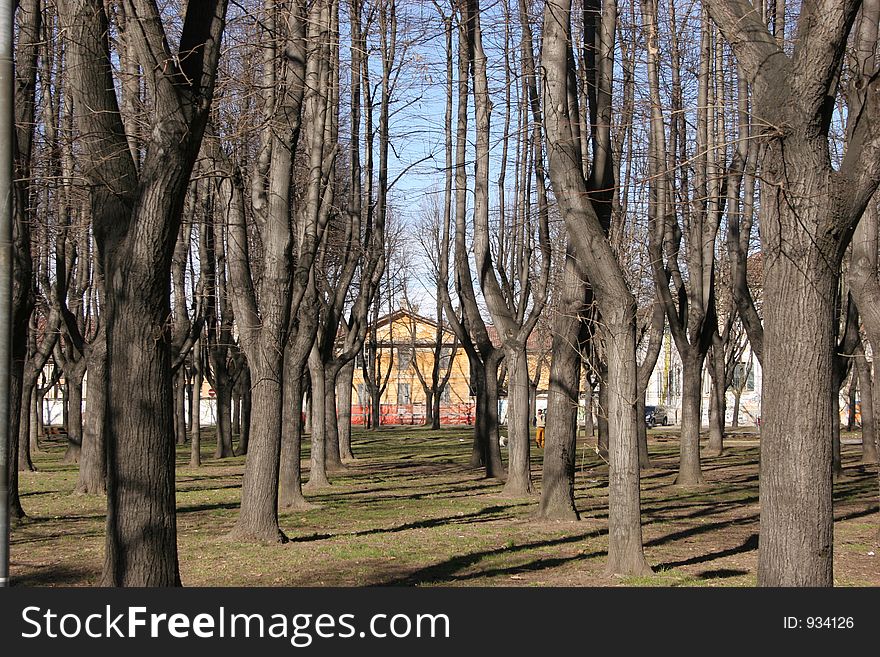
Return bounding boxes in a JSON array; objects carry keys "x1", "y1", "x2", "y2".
[
  {"x1": 76, "y1": 337, "x2": 107, "y2": 494},
  {"x1": 500, "y1": 345, "x2": 533, "y2": 497},
  {"x1": 675, "y1": 352, "x2": 706, "y2": 486}
]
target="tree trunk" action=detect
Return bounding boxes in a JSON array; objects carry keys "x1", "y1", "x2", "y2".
[
  {"x1": 370, "y1": 377, "x2": 381, "y2": 430},
  {"x1": 854, "y1": 350, "x2": 879, "y2": 463},
  {"x1": 500, "y1": 346, "x2": 533, "y2": 497},
  {"x1": 480, "y1": 352, "x2": 505, "y2": 479},
  {"x1": 232, "y1": 391, "x2": 241, "y2": 438},
  {"x1": 323, "y1": 364, "x2": 344, "y2": 472},
  {"x1": 29, "y1": 385, "x2": 39, "y2": 456},
  {"x1": 539, "y1": 247, "x2": 588, "y2": 519},
  {"x1": 228, "y1": 362, "x2": 287, "y2": 543},
  {"x1": 423, "y1": 389, "x2": 434, "y2": 428},
  {"x1": 62, "y1": 374, "x2": 84, "y2": 464},
  {"x1": 175, "y1": 370, "x2": 187, "y2": 446},
  {"x1": 280, "y1": 351, "x2": 312, "y2": 509},
  {"x1": 337, "y1": 359, "x2": 355, "y2": 460},
  {"x1": 190, "y1": 338, "x2": 203, "y2": 468},
  {"x1": 18, "y1": 384, "x2": 36, "y2": 471},
  {"x1": 35, "y1": 385, "x2": 47, "y2": 450},
  {"x1": 432, "y1": 388, "x2": 441, "y2": 430},
  {"x1": 214, "y1": 377, "x2": 234, "y2": 458},
  {"x1": 636, "y1": 393, "x2": 650, "y2": 469},
  {"x1": 597, "y1": 375, "x2": 609, "y2": 457},
  {"x1": 603, "y1": 306, "x2": 652, "y2": 576},
  {"x1": 539, "y1": 323, "x2": 583, "y2": 519},
  {"x1": 304, "y1": 344, "x2": 331, "y2": 490},
  {"x1": 705, "y1": 346, "x2": 726, "y2": 456},
  {"x1": 584, "y1": 382, "x2": 594, "y2": 437},
  {"x1": 732, "y1": 390, "x2": 742, "y2": 429},
  {"x1": 832, "y1": 405, "x2": 843, "y2": 480},
  {"x1": 101, "y1": 297, "x2": 180, "y2": 586},
  {"x1": 76, "y1": 337, "x2": 107, "y2": 495},
  {"x1": 675, "y1": 352, "x2": 706, "y2": 486},
  {"x1": 758, "y1": 256, "x2": 836, "y2": 586},
  {"x1": 8, "y1": 361, "x2": 27, "y2": 522},
  {"x1": 238, "y1": 372, "x2": 251, "y2": 456}
]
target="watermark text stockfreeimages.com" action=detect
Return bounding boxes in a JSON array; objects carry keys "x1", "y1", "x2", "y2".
[{"x1": 21, "y1": 605, "x2": 451, "y2": 646}]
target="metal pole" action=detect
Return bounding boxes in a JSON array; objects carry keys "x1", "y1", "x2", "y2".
[{"x1": 0, "y1": 0, "x2": 14, "y2": 588}]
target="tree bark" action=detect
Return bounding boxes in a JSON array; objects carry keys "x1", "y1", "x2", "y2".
[
  {"x1": 76, "y1": 334, "x2": 107, "y2": 494},
  {"x1": 758, "y1": 254, "x2": 837, "y2": 586},
  {"x1": 675, "y1": 353, "x2": 706, "y2": 486},
  {"x1": 304, "y1": 344, "x2": 331, "y2": 490},
  {"x1": 539, "y1": 246, "x2": 589, "y2": 519},
  {"x1": 543, "y1": 0, "x2": 650, "y2": 576},
  {"x1": 597, "y1": 374, "x2": 609, "y2": 457},
  {"x1": 706, "y1": 342, "x2": 726, "y2": 455},
  {"x1": 213, "y1": 372, "x2": 234, "y2": 458},
  {"x1": 62, "y1": 374, "x2": 84, "y2": 464},
  {"x1": 854, "y1": 349, "x2": 878, "y2": 463},
  {"x1": 337, "y1": 359, "x2": 355, "y2": 460},
  {"x1": 18, "y1": 385, "x2": 36, "y2": 471},
  {"x1": 500, "y1": 346, "x2": 533, "y2": 497},
  {"x1": 229, "y1": 356, "x2": 287, "y2": 543},
  {"x1": 190, "y1": 337, "x2": 202, "y2": 468}
]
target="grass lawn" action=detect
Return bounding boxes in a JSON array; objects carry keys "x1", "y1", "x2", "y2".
[{"x1": 10, "y1": 425, "x2": 880, "y2": 587}]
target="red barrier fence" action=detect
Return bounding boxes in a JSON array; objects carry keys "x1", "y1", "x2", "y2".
[{"x1": 350, "y1": 403, "x2": 475, "y2": 426}]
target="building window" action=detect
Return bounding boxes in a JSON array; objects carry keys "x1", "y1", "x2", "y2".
[
  {"x1": 440, "y1": 385, "x2": 452, "y2": 404},
  {"x1": 440, "y1": 347, "x2": 453, "y2": 369},
  {"x1": 398, "y1": 382, "x2": 411, "y2": 405},
  {"x1": 733, "y1": 362, "x2": 755, "y2": 392},
  {"x1": 397, "y1": 347, "x2": 412, "y2": 370},
  {"x1": 668, "y1": 367, "x2": 681, "y2": 398},
  {"x1": 357, "y1": 384, "x2": 368, "y2": 406}
]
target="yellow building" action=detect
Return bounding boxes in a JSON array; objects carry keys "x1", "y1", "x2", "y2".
[{"x1": 350, "y1": 310, "x2": 551, "y2": 426}]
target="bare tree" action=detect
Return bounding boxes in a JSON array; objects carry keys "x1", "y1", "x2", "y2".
[
  {"x1": 703, "y1": 0, "x2": 880, "y2": 586},
  {"x1": 543, "y1": 0, "x2": 651, "y2": 575},
  {"x1": 59, "y1": 0, "x2": 228, "y2": 585}
]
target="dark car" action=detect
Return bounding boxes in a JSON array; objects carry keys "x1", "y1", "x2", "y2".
[{"x1": 645, "y1": 404, "x2": 671, "y2": 428}]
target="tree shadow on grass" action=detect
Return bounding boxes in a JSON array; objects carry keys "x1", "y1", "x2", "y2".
[
  {"x1": 379, "y1": 529, "x2": 607, "y2": 585},
  {"x1": 653, "y1": 533, "x2": 758, "y2": 570},
  {"x1": 285, "y1": 505, "x2": 517, "y2": 543},
  {"x1": 697, "y1": 568, "x2": 750, "y2": 580},
  {"x1": 11, "y1": 564, "x2": 99, "y2": 586}
]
